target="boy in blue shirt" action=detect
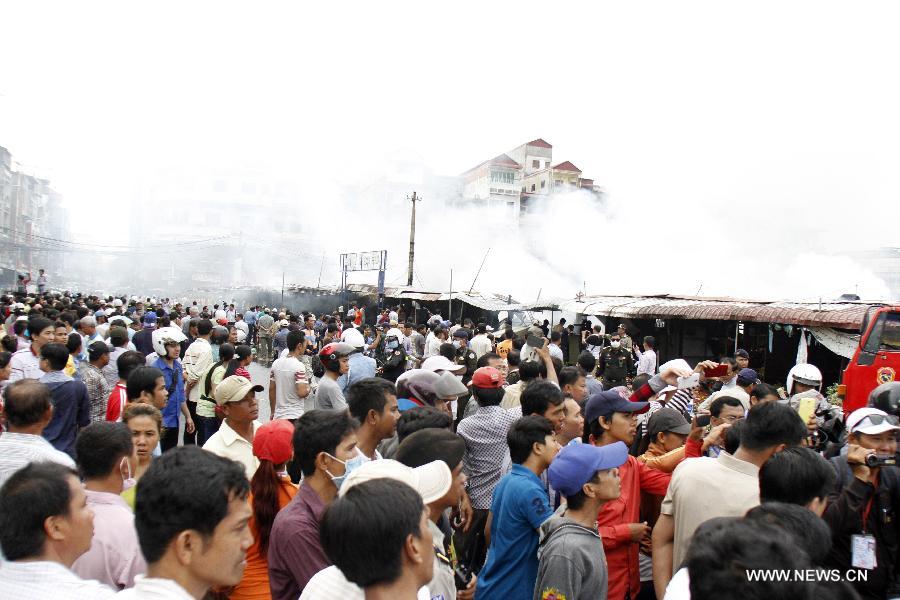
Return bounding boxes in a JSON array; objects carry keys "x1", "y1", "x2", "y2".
[{"x1": 475, "y1": 415, "x2": 561, "y2": 599}]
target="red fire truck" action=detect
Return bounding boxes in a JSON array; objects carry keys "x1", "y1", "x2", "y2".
[{"x1": 838, "y1": 305, "x2": 900, "y2": 412}]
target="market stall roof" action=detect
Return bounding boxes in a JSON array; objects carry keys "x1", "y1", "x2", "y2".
[
  {"x1": 518, "y1": 294, "x2": 884, "y2": 329},
  {"x1": 291, "y1": 283, "x2": 521, "y2": 310},
  {"x1": 286, "y1": 283, "x2": 883, "y2": 329}
]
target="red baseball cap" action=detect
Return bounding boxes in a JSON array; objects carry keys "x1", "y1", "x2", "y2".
[
  {"x1": 471, "y1": 366, "x2": 504, "y2": 389},
  {"x1": 253, "y1": 419, "x2": 294, "y2": 464}
]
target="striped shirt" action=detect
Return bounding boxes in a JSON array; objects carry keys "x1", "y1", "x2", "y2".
[
  {"x1": 0, "y1": 560, "x2": 116, "y2": 600},
  {"x1": 0, "y1": 432, "x2": 76, "y2": 487},
  {"x1": 640, "y1": 390, "x2": 695, "y2": 436}
]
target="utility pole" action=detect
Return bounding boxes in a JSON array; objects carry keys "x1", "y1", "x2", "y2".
[
  {"x1": 407, "y1": 191, "x2": 420, "y2": 286},
  {"x1": 281, "y1": 271, "x2": 285, "y2": 308}
]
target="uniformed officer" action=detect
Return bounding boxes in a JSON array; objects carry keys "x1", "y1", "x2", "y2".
[
  {"x1": 453, "y1": 329, "x2": 478, "y2": 385},
  {"x1": 379, "y1": 334, "x2": 408, "y2": 383},
  {"x1": 598, "y1": 333, "x2": 634, "y2": 389},
  {"x1": 615, "y1": 324, "x2": 633, "y2": 352}
]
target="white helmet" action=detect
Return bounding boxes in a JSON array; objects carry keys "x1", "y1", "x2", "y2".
[
  {"x1": 235, "y1": 329, "x2": 247, "y2": 343},
  {"x1": 786, "y1": 363, "x2": 823, "y2": 395},
  {"x1": 152, "y1": 326, "x2": 188, "y2": 357},
  {"x1": 341, "y1": 328, "x2": 365, "y2": 348}
]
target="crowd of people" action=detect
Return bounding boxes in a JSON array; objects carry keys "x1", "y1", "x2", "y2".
[{"x1": 0, "y1": 289, "x2": 898, "y2": 600}]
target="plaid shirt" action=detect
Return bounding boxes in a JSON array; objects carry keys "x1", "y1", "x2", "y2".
[
  {"x1": 80, "y1": 363, "x2": 111, "y2": 422},
  {"x1": 457, "y1": 405, "x2": 522, "y2": 510}
]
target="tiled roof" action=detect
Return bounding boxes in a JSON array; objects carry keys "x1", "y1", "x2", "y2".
[{"x1": 552, "y1": 161, "x2": 581, "y2": 172}]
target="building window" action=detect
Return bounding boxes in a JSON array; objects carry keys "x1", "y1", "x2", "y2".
[
  {"x1": 555, "y1": 180, "x2": 563, "y2": 186},
  {"x1": 522, "y1": 186, "x2": 526, "y2": 192},
  {"x1": 532, "y1": 160, "x2": 540, "y2": 169},
  {"x1": 490, "y1": 171, "x2": 515, "y2": 184},
  {"x1": 541, "y1": 180, "x2": 546, "y2": 189},
  {"x1": 531, "y1": 184, "x2": 536, "y2": 192}
]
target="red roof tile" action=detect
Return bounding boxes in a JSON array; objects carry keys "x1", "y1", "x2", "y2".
[
  {"x1": 462, "y1": 153, "x2": 520, "y2": 175},
  {"x1": 527, "y1": 138, "x2": 552, "y2": 148},
  {"x1": 489, "y1": 153, "x2": 520, "y2": 168},
  {"x1": 552, "y1": 161, "x2": 581, "y2": 172}
]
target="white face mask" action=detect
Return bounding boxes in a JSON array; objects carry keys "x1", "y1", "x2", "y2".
[
  {"x1": 611, "y1": 341, "x2": 621, "y2": 349},
  {"x1": 120, "y1": 457, "x2": 136, "y2": 491}
]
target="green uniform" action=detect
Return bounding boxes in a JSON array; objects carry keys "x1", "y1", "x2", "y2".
[{"x1": 599, "y1": 346, "x2": 633, "y2": 387}]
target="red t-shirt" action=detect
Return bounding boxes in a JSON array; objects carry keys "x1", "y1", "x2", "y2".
[{"x1": 105, "y1": 383, "x2": 129, "y2": 422}]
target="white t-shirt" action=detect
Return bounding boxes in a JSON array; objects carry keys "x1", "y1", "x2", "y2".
[
  {"x1": 300, "y1": 566, "x2": 430, "y2": 600},
  {"x1": 215, "y1": 309, "x2": 227, "y2": 320},
  {"x1": 270, "y1": 355, "x2": 310, "y2": 419},
  {"x1": 663, "y1": 567, "x2": 691, "y2": 600}
]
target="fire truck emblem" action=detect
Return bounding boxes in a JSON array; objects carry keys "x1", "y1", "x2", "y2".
[{"x1": 877, "y1": 367, "x2": 896, "y2": 385}]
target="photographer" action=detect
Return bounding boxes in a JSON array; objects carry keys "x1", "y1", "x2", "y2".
[{"x1": 823, "y1": 407, "x2": 899, "y2": 599}]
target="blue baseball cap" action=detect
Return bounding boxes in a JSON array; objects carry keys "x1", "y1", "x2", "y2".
[
  {"x1": 142, "y1": 312, "x2": 158, "y2": 326},
  {"x1": 584, "y1": 390, "x2": 650, "y2": 425},
  {"x1": 548, "y1": 441, "x2": 629, "y2": 496}
]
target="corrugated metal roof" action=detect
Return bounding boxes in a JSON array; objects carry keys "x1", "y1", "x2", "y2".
[
  {"x1": 288, "y1": 284, "x2": 883, "y2": 329},
  {"x1": 523, "y1": 295, "x2": 883, "y2": 329}
]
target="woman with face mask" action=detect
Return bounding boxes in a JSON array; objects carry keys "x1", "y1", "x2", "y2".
[{"x1": 71, "y1": 421, "x2": 148, "y2": 590}]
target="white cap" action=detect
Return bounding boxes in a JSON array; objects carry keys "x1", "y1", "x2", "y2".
[
  {"x1": 846, "y1": 407, "x2": 900, "y2": 435},
  {"x1": 659, "y1": 358, "x2": 692, "y2": 374},
  {"x1": 339, "y1": 459, "x2": 451, "y2": 504},
  {"x1": 112, "y1": 298, "x2": 123, "y2": 307},
  {"x1": 421, "y1": 355, "x2": 466, "y2": 375}
]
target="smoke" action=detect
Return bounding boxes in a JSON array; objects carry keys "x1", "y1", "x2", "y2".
[{"x1": 321, "y1": 155, "x2": 895, "y2": 303}]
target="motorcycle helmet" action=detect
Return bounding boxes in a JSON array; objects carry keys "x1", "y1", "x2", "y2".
[
  {"x1": 151, "y1": 326, "x2": 187, "y2": 357},
  {"x1": 319, "y1": 342, "x2": 356, "y2": 373},
  {"x1": 868, "y1": 382, "x2": 900, "y2": 417},
  {"x1": 786, "y1": 363, "x2": 822, "y2": 395}
]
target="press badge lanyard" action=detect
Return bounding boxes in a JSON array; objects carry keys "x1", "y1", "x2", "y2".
[{"x1": 851, "y1": 485, "x2": 878, "y2": 570}]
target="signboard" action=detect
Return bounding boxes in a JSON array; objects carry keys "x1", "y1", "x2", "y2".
[
  {"x1": 340, "y1": 250, "x2": 388, "y2": 309},
  {"x1": 341, "y1": 251, "x2": 386, "y2": 272}
]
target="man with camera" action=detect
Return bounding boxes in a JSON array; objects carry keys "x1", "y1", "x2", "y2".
[{"x1": 823, "y1": 406, "x2": 899, "y2": 600}]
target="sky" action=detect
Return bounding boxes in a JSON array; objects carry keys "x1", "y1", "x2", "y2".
[{"x1": 1, "y1": 1, "x2": 898, "y2": 301}]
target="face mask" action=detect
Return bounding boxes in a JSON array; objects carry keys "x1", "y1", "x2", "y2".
[
  {"x1": 452, "y1": 340, "x2": 462, "y2": 349},
  {"x1": 611, "y1": 341, "x2": 621, "y2": 349},
  {"x1": 120, "y1": 457, "x2": 137, "y2": 491},
  {"x1": 325, "y1": 452, "x2": 367, "y2": 489}
]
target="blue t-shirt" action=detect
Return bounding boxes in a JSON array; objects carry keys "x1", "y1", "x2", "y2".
[
  {"x1": 154, "y1": 358, "x2": 185, "y2": 429},
  {"x1": 475, "y1": 464, "x2": 552, "y2": 599}
]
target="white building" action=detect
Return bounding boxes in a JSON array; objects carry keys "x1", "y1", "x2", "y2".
[{"x1": 460, "y1": 138, "x2": 602, "y2": 217}]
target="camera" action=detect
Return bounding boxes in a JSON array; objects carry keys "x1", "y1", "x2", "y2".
[
  {"x1": 865, "y1": 454, "x2": 897, "y2": 468},
  {"x1": 454, "y1": 564, "x2": 473, "y2": 590}
]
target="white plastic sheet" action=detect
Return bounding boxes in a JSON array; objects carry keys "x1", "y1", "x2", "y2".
[{"x1": 808, "y1": 327, "x2": 860, "y2": 360}]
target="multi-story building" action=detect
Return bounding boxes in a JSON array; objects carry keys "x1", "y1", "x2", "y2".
[
  {"x1": 461, "y1": 138, "x2": 602, "y2": 217},
  {"x1": 460, "y1": 153, "x2": 522, "y2": 215},
  {"x1": 0, "y1": 145, "x2": 70, "y2": 289}
]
